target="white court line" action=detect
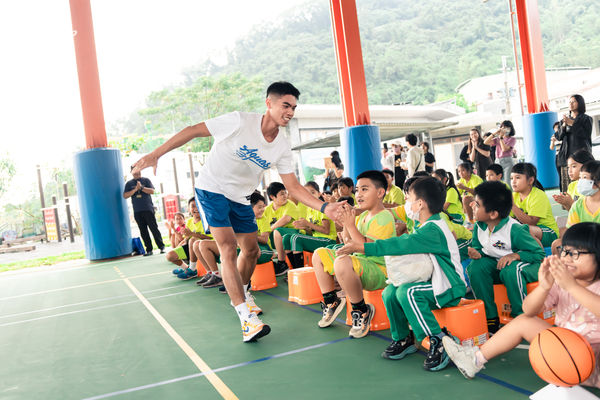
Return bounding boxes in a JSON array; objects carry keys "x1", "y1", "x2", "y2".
[
  {"x1": 0, "y1": 270, "x2": 169, "y2": 301},
  {"x1": 120, "y1": 276, "x2": 238, "y2": 400},
  {"x1": 516, "y1": 344, "x2": 530, "y2": 350},
  {"x1": 0, "y1": 285, "x2": 182, "y2": 320},
  {"x1": 0, "y1": 289, "x2": 197, "y2": 328}
]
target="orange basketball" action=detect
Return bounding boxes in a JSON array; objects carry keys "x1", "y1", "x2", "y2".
[{"x1": 529, "y1": 327, "x2": 596, "y2": 387}]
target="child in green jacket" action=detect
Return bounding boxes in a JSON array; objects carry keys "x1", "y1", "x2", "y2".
[{"x1": 337, "y1": 177, "x2": 467, "y2": 372}]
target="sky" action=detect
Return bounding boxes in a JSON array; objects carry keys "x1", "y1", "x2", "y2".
[{"x1": 0, "y1": 0, "x2": 306, "y2": 205}]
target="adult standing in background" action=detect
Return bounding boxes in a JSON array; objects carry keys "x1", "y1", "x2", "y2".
[
  {"x1": 391, "y1": 142, "x2": 407, "y2": 189},
  {"x1": 381, "y1": 143, "x2": 395, "y2": 171},
  {"x1": 555, "y1": 94, "x2": 593, "y2": 189},
  {"x1": 421, "y1": 141, "x2": 435, "y2": 173},
  {"x1": 405, "y1": 133, "x2": 425, "y2": 177},
  {"x1": 550, "y1": 121, "x2": 568, "y2": 192},
  {"x1": 123, "y1": 168, "x2": 165, "y2": 256},
  {"x1": 484, "y1": 120, "x2": 516, "y2": 184},
  {"x1": 323, "y1": 150, "x2": 344, "y2": 192},
  {"x1": 468, "y1": 127, "x2": 493, "y2": 179}
]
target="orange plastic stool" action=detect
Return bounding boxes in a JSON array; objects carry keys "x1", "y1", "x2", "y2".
[
  {"x1": 303, "y1": 251, "x2": 313, "y2": 268},
  {"x1": 250, "y1": 261, "x2": 278, "y2": 291},
  {"x1": 422, "y1": 299, "x2": 488, "y2": 350},
  {"x1": 493, "y1": 282, "x2": 555, "y2": 325},
  {"x1": 345, "y1": 288, "x2": 390, "y2": 331},
  {"x1": 196, "y1": 261, "x2": 207, "y2": 277},
  {"x1": 288, "y1": 267, "x2": 323, "y2": 305}
]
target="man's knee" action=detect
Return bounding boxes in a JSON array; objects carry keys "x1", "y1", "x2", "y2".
[{"x1": 241, "y1": 243, "x2": 260, "y2": 260}]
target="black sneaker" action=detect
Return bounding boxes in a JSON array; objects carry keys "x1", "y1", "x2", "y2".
[
  {"x1": 382, "y1": 334, "x2": 417, "y2": 360},
  {"x1": 202, "y1": 274, "x2": 223, "y2": 288},
  {"x1": 159, "y1": 248, "x2": 166, "y2": 254},
  {"x1": 196, "y1": 274, "x2": 212, "y2": 285},
  {"x1": 274, "y1": 261, "x2": 289, "y2": 277},
  {"x1": 487, "y1": 317, "x2": 500, "y2": 335},
  {"x1": 218, "y1": 285, "x2": 227, "y2": 294},
  {"x1": 143, "y1": 252, "x2": 153, "y2": 257},
  {"x1": 424, "y1": 335, "x2": 451, "y2": 372}
]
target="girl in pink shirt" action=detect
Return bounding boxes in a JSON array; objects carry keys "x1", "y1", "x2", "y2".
[{"x1": 442, "y1": 222, "x2": 600, "y2": 389}]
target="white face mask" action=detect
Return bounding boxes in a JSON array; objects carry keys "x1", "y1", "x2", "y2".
[
  {"x1": 577, "y1": 179, "x2": 599, "y2": 196},
  {"x1": 405, "y1": 200, "x2": 421, "y2": 221}
]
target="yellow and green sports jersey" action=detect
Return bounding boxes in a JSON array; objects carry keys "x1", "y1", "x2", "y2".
[
  {"x1": 512, "y1": 187, "x2": 559, "y2": 235},
  {"x1": 445, "y1": 187, "x2": 464, "y2": 217},
  {"x1": 567, "y1": 180, "x2": 581, "y2": 202},
  {"x1": 457, "y1": 174, "x2": 483, "y2": 196},
  {"x1": 264, "y1": 200, "x2": 299, "y2": 229},
  {"x1": 256, "y1": 214, "x2": 272, "y2": 248},
  {"x1": 383, "y1": 185, "x2": 405, "y2": 206},
  {"x1": 390, "y1": 205, "x2": 415, "y2": 234},
  {"x1": 296, "y1": 202, "x2": 310, "y2": 219},
  {"x1": 306, "y1": 207, "x2": 337, "y2": 240},
  {"x1": 353, "y1": 209, "x2": 396, "y2": 266},
  {"x1": 566, "y1": 197, "x2": 600, "y2": 228},
  {"x1": 439, "y1": 213, "x2": 472, "y2": 241},
  {"x1": 186, "y1": 217, "x2": 211, "y2": 238}
]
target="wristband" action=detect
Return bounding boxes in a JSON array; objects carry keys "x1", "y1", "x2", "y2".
[{"x1": 320, "y1": 202, "x2": 329, "y2": 214}]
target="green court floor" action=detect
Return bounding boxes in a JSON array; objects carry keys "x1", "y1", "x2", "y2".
[{"x1": 1, "y1": 255, "x2": 598, "y2": 400}]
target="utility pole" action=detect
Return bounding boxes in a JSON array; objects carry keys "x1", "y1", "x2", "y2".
[{"x1": 502, "y1": 56, "x2": 511, "y2": 115}]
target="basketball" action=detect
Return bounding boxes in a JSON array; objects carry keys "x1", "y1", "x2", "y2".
[{"x1": 529, "y1": 327, "x2": 596, "y2": 387}]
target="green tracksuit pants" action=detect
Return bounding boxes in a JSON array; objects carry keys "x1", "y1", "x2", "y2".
[
  {"x1": 467, "y1": 256, "x2": 540, "y2": 319},
  {"x1": 282, "y1": 233, "x2": 337, "y2": 252},
  {"x1": 382, "y1": 282, "x2": 461, "y2": 342},
  {"x1": 257, "y1": 243, "x2": 274, "y2": 264}
]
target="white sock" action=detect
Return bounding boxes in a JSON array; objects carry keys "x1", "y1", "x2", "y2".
[
  {"x1": 475, "y1": 350, "x2": 488, "y2": 367},
  {"x1": 243, "y1": 283, "x2": 250, "y2": 296},
  {"x1": 214, "y1": 271, "x2": 221, "y2": 277},
  {"x1": 234, "y1": 302, "x2": 251, "y2": 322},
  {"x1": 189, "y1": 261, "x2": 196, "y2": 270}
]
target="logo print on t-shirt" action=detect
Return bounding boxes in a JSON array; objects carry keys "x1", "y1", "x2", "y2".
[
  {"x1": 492, "y1": 240, "x2": 507, "y2": 250},
  {"x1": 235, "y1": 145, "x2": 271, "y2": 169}
]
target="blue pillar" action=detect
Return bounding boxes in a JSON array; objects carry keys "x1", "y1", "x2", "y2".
[
  {"x1": 74, "y1": 148, "x2": 132, "y2": 260},
  {"x1": 521, "y1": 111, "x2": 559, "y2": 189},
  {"x1": 339, "y1": 125, "x2": 382, "y2": 182}
]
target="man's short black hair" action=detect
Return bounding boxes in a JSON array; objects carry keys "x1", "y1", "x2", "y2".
[
  {"x1": 250, "y1": 191, "x2": 265, "y2": 206},
  {"x1": 267, "y1": 182, "x2": 286, "y2": 199},
  {"x1": 266, "y1": 81, "x2": 300, "y2": 99},
  {"x1": 338, "y1": 177, "x2": 355, "y2": 189},
  {"x1": 486, "y1": 163, "x2": 504, "y2": 177},
  {"x1": 188, "y1": 197, "x2": 196, "y2": 205},
  {"x1": 413, "y1": 171, "x2": 430, "y2": 177},
  {"x1": 422, "y1": 142, "x2": 430, "y2": 151},
  {"x1": 357, "y1": 170, "x2": 388, "y2": 191},
  {"x1": 473, "y1": 181, "x2": 512, "y2": 219},
  {"x1": 382, "y1": 168, "x2": 394, "y2": 178},
  {"x1": 406, "y1": 133, "x2": 418, "y2": 146},
  {"x1": 409, "y1": 177, "x2": 445, "y2": 214}
]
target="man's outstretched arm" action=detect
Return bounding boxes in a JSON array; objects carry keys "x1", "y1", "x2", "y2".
[{"x1": 132, "y1": 122, "x2": 211, "y2": 175}]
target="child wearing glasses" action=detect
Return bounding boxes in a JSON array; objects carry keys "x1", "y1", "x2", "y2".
[{"x1": 443, "y1": 222, "x2": 600, "y2": 390}]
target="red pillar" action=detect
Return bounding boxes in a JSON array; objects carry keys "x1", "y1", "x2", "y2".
[
  {"x1": 329, "y1": 0, "x2": 370, "y2": 126},
  {"x1": 69, "y1": 0, "x2": 108, "y2": 148},
  {"x1": 514, "y1": 0, "x2": 549, "y2": 113}
]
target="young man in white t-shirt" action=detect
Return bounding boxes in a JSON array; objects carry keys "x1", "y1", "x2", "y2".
[{"x1": 133, "y1": 82, "x2": 344, "y2": 342}]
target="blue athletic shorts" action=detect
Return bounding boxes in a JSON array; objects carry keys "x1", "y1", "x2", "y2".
[{"x1": 195, "y1": 188, "x2": 258, "y2": 234}]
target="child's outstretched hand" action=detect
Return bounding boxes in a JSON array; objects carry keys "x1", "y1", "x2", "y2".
[
  {"x1": 497, "y1": 253, "x2": 520, "y2": 270},
  {"x1": 336, "y1": 240, "x2": 364, "y2": 256},
  {"x1": 538, "y1": 257, "x2": 555, "y2": 290},
  {"x1": 467, "y1": 247, "x2": 482, "y2": 260},
  {"x1": 548, "y1": 255, "x2": 577, "y2": 291}
]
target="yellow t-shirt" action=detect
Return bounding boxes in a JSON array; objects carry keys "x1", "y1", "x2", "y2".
[
  {"x1": 567, "y1": 180, "x2": 581, "y2": 202},
  {"x1": 296, "y1": 202, "x2": 310, "y2": 220},
  {"x1": 458, "y1": 174, "x2": 483, "y2": 196},
  {"x1": 439, "y1": 213, "x2": 472, "y2": 241},
  {"x1": 185, "y1": 217, "x2": 211, "y2": 238},
  {"x1": 354, "y1": 209, "x2": 396, "y2": 266},
  {"x1": 306, "y1": 207, "x2": 337, "y2": 240},
  {"x1": 383, "y1": 185, "x2": 405, "y2": 206},
  {"x1": 445, "y1": 187, "x2": 464, "y2": 217},
  {"x1": 512, "y1": 187, "x2": 559, "y2": 235},
  {"x1": 256, "y1": 214, "x2": 272, "y2": 248},
  {"x1": 566, "y1": 197, "x2": 600, "y2": 228},
  {"x1": 263, "y1": 200, "x2": 299, "y2": 229}
]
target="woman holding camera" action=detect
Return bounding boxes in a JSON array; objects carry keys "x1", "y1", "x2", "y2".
[{"x1": 484, "y1": 120, "x2": 517, "y2": 184}]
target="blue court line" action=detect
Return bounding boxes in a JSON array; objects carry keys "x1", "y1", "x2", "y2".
[
  {"x1": 261, "y1": 290, "x2": 535, "y2": 397},
  {"x1": 83, "y1": 337, "x2": 351, "y2": 400}
]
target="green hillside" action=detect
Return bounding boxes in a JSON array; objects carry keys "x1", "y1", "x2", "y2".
[{"x1": 186, "y1": 0, "x2": 600, "y2": 105}]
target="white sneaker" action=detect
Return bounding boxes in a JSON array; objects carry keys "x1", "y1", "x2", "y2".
[
  {"x1": 245, "y1": 292, "x2": 263, "y2": 315},
  {"x1": 441, "y1": 336, "x2": 483, "y2": 379},
  {"x1": 242, "y1": 313, "x2": 270, "y2": 342}
]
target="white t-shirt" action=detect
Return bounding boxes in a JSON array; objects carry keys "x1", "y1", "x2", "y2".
[{"x1": 198, "y1": 111, "x2": 294, "y2": 204}]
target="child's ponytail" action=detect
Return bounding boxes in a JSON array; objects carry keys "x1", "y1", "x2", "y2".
[{"x1": 434, "y1": 168, "x2": 462, "y2": 203}]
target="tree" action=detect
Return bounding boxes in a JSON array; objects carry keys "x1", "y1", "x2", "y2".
[{"x1": 0, "y1": 155, "x2": 16, "y2": 199}]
